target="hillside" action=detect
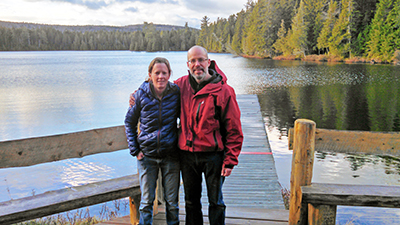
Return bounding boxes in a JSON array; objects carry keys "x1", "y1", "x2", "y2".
[
  {"x1": 0, "y1": 20, "x2": 199, "y2": 51},
  {"x1": 0, "y1": 20, "x2": 194, "y2": 32}
]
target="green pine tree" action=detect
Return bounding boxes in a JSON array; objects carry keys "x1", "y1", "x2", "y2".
[
  {"x1": 366, "y1": 0, "x2": 393, "y2": 61},
  {"x1": 289, "y1": 0, "x2": 309, "y2": 57},
  {"x1": 329, "y1": 0, "x2": 353, "y2": 57},
  {"x1": 317, "y1": 0, "x2": 338, "y2": 54},
  {"x1": 273, "y1": 19, "x2": 292, "y2": 56}
]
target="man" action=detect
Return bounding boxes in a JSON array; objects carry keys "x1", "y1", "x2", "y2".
[{"x1": 174, "y1": 45, "x2": 243, "y2": 225}]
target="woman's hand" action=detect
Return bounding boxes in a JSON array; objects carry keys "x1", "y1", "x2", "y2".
[{"x1": 137, "y1": 151, "x2": 144, "y2": 160}]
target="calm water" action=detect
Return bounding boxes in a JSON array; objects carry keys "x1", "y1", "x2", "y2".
[{"x1": 1, "y1": 51, "x2": 400, "y2": 224}]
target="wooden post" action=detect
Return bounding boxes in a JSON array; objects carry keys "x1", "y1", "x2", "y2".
[
  {"x1": 129, "y1": 194, "x2": 141, "y2": 225},
  {"x1": 308, "y1": 204, "x2": 337, "y2": 225},
  {"x1": 289, "y1": 119, "x2": 316, "y2": 225}
]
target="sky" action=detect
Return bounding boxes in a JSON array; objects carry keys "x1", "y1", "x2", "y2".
[{"x1": 0, "y1": 0, "x2": 248, "y2": 29}]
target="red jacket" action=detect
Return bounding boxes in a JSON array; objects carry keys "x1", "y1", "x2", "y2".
[{"x1": 174, "y1": 61, "x2": 243, "y2": 167}]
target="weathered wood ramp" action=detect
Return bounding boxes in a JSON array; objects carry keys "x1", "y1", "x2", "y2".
[
  {"x1": 222, "y1": 94, "x2": 285, "y2": 209},
  {"x1": 99, "y1": 95, "x2": 288, "y2": 224},
  {"x1": 98, "y1": 207, "x2": 289, "y2": 225}
]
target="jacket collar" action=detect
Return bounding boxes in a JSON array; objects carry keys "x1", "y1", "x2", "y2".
[{"x1": 141, "y1": 81, "x2": 177, "y2": 99}]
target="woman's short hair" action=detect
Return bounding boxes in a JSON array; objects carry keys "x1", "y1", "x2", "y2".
[{"x1": 148, "y1": 57, "x2": 172, "y2": 74}]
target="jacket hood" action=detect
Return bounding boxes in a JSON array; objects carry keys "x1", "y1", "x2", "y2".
[{"x1": 210, "y1": 60, "x2": 227, "y2": 84}]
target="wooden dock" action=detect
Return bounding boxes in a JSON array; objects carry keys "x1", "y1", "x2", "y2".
[{"x1": 99, "y1": 95, "x2": 288, "y2": 224}]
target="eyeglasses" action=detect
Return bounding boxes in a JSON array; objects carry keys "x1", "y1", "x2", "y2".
[{"x1": 188, "y1": 58, "x2": 208, "y2": 64}]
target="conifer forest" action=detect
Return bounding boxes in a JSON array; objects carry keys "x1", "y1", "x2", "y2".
[
  {"x1": 1, "y1": 0, "x2": 399, "y2": 63},
  {"x1": 199, "y1": 0, "x2": 400, "y2": 63}
]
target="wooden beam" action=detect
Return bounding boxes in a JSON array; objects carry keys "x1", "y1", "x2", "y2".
[
  {"x1": 0, "y1": 174, "x2": 140, "y2": 225},
  {"x1": 302, "y1": 183, "x2": 400, "y2": 208},
  {"x1": 0, "y1": 125, "x2": 128, "y2": 168},
  {"x1": 288, "y1": 128, "x2": 400, "y2": 156},
  {"x1": 314, "y1": 129, "x2": 400, "y2": 156}
]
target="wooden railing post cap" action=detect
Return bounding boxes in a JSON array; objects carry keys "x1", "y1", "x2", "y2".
[{"x1": 295, "y1": 119, "x2": 316, "y2": 126}]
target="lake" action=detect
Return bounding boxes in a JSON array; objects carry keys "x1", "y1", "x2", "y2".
[{"x1": 1, "y1": 51, "x2": 400, "y2": 224}]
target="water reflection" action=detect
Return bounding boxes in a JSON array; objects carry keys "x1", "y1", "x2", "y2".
[
  {"x1": 0, "y1": 150, "x2": 135, "y2": 202},
  {"x1": 313, "y1": 152, "x2": 400, "y2": 186},
  {"x1": 258, "y1": 62, "x2": 400, "y2": 132}
]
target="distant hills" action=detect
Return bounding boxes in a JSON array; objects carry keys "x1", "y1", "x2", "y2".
[
  {"x1": 0, "y1": 20, "x2": 199, "y2": 51},
  {"x1": 0, "y1": 20, "x2": 195, "y2": 32}
]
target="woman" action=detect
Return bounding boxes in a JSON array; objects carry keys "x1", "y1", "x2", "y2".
[{"x1": 124, "y1": 57, "x2": 180, "y2": 225}]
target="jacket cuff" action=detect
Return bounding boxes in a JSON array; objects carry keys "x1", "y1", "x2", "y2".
[
  {"x1": 224, "y1": 164, "x2": 234, "y2": 169},
  {"x1": 130, "y1": 149, "x2": 139, "y2": 157}
]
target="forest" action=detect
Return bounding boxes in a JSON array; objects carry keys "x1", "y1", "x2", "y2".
[
  {"x1": 0, "y1": 22, "x2": 199, "y2": 52},
  {"x1": 1, "y1": 0, "x2": 399, "y2": 63},
  {"x1": 198, "y1": 0, "x2": 400, "y2": 63}
]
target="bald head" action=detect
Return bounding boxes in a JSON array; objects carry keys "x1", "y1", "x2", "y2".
[{"x1": 187, "y1": 45, "x2": 208, "y2": 60}]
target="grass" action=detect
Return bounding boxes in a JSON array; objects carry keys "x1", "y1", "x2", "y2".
[{"x1": 279, "y1": 183, "x2": 290, "y2": 210}]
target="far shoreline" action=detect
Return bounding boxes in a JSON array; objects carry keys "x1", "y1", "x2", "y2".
[{"x1": 240, "y1": 54, "x2": 400, "y2": 66}]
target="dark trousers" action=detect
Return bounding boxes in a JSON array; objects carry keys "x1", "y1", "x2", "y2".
[{"x1": 179, "y1": 150, "x2": 226, "y2": 225}]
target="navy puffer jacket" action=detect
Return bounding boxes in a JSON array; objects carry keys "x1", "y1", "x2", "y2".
[{"x1": 124, "y1": 81, "x2": 180, "y2": 158}]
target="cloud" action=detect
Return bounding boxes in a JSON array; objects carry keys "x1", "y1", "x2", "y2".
[
  {"x1": 124, "y1": 6, "x2": 138, "y2": 13},
  {"x1": 7, "y1": 0, "x2": 246, "y2": 28},
  {"x1": 49, "y1": 0, "x2": 108, "y2": 10},
  {"x1": 46, "y1": 0, "x2": 179, "y2": 10},
  {"x1": 183, "y1": 0, "x2": 244, "y2": 14}
]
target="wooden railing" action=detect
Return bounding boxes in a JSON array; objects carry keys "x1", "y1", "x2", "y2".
[
  {"x1": 288, "y1": 119, "x2": 400, "y2": 225},
  {"x1": 0, "y1": 126, "x2": 145, "y2": 225}
]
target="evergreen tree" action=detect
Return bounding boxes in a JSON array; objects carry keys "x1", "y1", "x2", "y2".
[
  {"x1": 231, "y1": 10, "x2": 246, "y2": 54},
  {"x1": 380, "y1": 0, "x2": 400, "y2": 61},
  {"x1": 197, "y1": 16, "x2": 210, "y2": 48},
  {"x1": 353, "y1": 24, "x2": 370, "y2": 56},
  {"x1": 242, "y1": 0, "x2": 264, "y2": 55},
  {"x1": 317, "y1": 0, "x2": 338, "y2": 54},
  {"x1": 366, "y1": 0, "x2": 395, "y2": 61},
  {"x1": 329, "y1": 0, "x2": 353, "y2": 57},
  {"x1": 38, "y1": 29, "x2": 49, "y2": 50},
  {"x1": 351, "y1": 0, "x2": 378, "y2": 56},
  {"x1": 289, "y1": 0, "x2": 309, "y2": 57},
  {"x1": 394, "y1": 0, "x2": 400, "y2": 50},
  {"x1": 20, "y1": 27, "x2": 31, "y2": 50},
  {"x1": 303, "y1": 0, "x2": 325, "y2": 54},
  {"x1": 273, "y1": 19, "x2": 292, "y2": 55}
]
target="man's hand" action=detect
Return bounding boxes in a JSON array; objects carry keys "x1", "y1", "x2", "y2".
[
  {"x1": 221, "y1": 165, "x2": 232, "y2": 177},
  {"x1": 129, "y1": 91, "x2": 137, "y2": 107},
  {"x1": 137, "y1": 151, "x2": 144, "y2": 160}
]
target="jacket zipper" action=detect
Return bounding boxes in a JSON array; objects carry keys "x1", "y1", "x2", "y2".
[
  {"x1": 196, "y1": 101, "x2": 202, "y2": 125},
  {"x1": 213, "y1": 130, "x2": 219, "y2": 151},
  {"x1": 157, "y1": 98, "x2": 162, "y2": 157}
]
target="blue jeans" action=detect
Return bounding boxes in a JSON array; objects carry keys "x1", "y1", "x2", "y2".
[
  {"x1": 179, "y1": 150, "x2": 226, "y2": 225},
  {"x1": 137, "y1": 155, "x2": 180, "y2": 225}
]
